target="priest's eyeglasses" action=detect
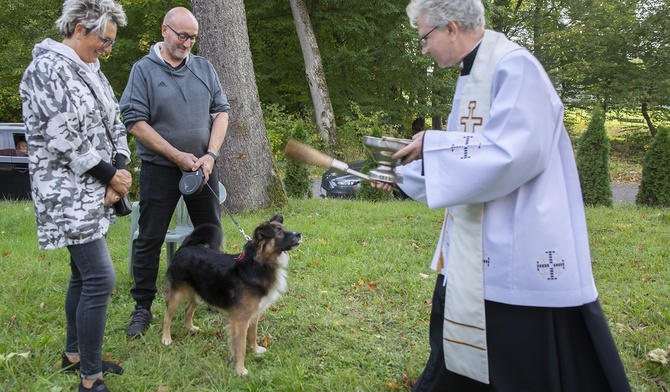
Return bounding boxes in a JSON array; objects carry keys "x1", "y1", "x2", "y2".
[
  {"x1": 166, "y1": 24, "x2": 199, "y2": 43},
  {"x1": 93, "y1": 31, "x2": 115, "y2": 48},
  {"x1": 418, "y1": 25, "x2": 439, "y2": 47}
]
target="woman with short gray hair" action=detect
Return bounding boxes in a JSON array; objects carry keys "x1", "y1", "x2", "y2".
[
  {"x1": 56, "y1": 0, "x2": 127, "y2": 38},
  {"x1": 20, "y1": 0, "x2": 130, "y2": 391}
]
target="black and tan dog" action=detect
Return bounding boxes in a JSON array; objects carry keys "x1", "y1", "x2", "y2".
[{"x1": 161, "y1": 214, "x2": 302, "y2": 376}]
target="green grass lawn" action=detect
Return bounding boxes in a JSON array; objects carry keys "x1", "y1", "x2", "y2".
[{"x1": 1, "y1": 199, "x2": 669, "y2": 391}]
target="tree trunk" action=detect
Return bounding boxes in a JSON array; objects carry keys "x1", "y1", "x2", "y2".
[
  {"x1": 191, "y1": 0, "x2": 287, "y2": 213},
  {"x1": 431, "y1": 116, "x2": 443, "y2": 130},
  {"x1": 641, "y1": 102, "x2": 657, "y2": 138},
  {"x1": 289, "y1": 0, "x2": 339, "y2": 155}
]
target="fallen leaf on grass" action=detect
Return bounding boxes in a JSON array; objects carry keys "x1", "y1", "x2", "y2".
[
  {"x1": 385, "y1": 381, "x2": 400, "y2": 389},
  {"x1": 261, "y1": 333, "x2": 273, "y2": 347},
  {"x1": 0, "y1": 351, "x2": 30, "y2": 361},
  {"x1": 647, "y1": 346, "x2": 670, "y2": 365},
  {"x1": 157, "y1": 386, "x2": 169, "y2": 392},
  {"x1": 402, "y1": 374, "x2": 413, "y2": 388}
]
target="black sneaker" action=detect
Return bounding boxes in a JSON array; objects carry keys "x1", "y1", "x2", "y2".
[
  {"x1": 79, "y1": 378, "x2": 110, "y2": 392},
  {"x1": 61, "y1": 353, "x2": 124, "y2": 375},
  {"x1": 125, "y1": 308, "x2": 152, "y2": 337}
]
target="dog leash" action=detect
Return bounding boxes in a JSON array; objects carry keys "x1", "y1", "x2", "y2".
[{"x1": 204, "y1": 182, "x2": 252, "y2": 242}]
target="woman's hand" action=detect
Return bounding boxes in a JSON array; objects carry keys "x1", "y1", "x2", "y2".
[
  {"x1": 109, "y1": 169, "x2": 132, "y2": 196},
  {"x1": 104, "y1": 186, "x2": 122, "y2": 207}
]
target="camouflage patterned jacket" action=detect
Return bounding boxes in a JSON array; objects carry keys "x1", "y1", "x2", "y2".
[{"x1": 19, "y1": 39, "x2": 130, "y2": 250}]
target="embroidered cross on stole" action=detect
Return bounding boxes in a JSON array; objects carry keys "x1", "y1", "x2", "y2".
[{"x1": 442, "y1": 30, "x2": 522, "y2": 385}]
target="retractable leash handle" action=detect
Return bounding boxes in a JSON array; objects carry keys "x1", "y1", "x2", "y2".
[
  {"x1": 179, "y1": 168, "x2": 206, "y2": 196},
  {"x1": 204, "y1": 182, "x2": 251, "y2": 242}
]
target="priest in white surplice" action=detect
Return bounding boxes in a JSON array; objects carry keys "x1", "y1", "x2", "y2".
[{"x1": 372, "y1": 0, "x2": 631, "y2": 391}]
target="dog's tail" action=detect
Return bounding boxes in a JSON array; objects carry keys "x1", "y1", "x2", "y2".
[{"x1": 181, "y1": 223, "x2": 224, "y2": 250}]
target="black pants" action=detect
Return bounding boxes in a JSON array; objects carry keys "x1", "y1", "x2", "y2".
[
  {"x1": 412, "y1": 275, "x2": 631, "y2": 392},
  {"x1": 130, "y1": 161, "x2": 221, "y2": 309}
]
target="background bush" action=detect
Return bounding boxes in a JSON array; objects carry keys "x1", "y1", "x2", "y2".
[
  {"x1": 576, "y1": 105, "x2": 613, "y2": 206},
  {"x1": 636, "y1": 126, "x2": 670, "y2": 207}
]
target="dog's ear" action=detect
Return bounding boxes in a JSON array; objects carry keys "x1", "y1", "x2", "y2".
[
  {"x1": 269, "y1": 214, "x2": 283, "y2": 224},
  {"x1": 254, "y1": 222, "x2": 276, "y2": 241}
]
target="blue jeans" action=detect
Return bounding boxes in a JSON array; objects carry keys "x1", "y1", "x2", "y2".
[
  {"x1": 65, "y1": 238, "x2": 116, "y2": 380},
  {"x1": 131, "y1": 162, "x2": 221, "y2": 309}
]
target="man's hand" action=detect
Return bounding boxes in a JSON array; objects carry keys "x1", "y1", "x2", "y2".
[
  {"x1": 369, "y1": 180, "x2": 395, "y2": 193},
  {"x1": 393, "y1": 131, "x2": 424, "y2": 165},
  {"x1": 193, "y1": 153, "x2": 216, "y2": 182},
  {"x1": 173, "y1": 151, "x2": 200, "y2": 172}
]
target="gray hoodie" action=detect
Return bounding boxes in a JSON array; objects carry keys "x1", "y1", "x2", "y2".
[{"x1": 119, "y1": 43, "x2": 230, "y2": 167}]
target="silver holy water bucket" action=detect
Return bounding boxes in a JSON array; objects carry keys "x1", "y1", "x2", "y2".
[{"x1": 362, "y1": 136, "x2": 412, "y2": 184}]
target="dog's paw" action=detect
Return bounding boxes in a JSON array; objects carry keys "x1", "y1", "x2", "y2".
[
  {"x1": 162, "y1": 338, "x2": 172, "y2": 346},
  {"x1": 235, "y1": 367, "x2": 248, "y2": 377},
  {"x1": 254, "y1": 346, "x2": 267, "y2": 355},
  {"x1": 187, "y1": 325, "x2": 200, "y2": 332}
]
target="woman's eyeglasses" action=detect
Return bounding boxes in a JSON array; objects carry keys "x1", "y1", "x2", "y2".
[{"x1": 93, "y1": 31, "x2": 115, "y2": 48}]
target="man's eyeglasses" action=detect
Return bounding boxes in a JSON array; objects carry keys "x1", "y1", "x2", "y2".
[
  {"x1": 166, "y1": 24, "x2": 199, "y2": 43},
  {"x1": 93, "y1": 31, "x2": 115, "y2": 48},
  {"x1": 418, "y1": 25, "x2": 440, "y2": 47}
]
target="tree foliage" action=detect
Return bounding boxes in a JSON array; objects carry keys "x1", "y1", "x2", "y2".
[
  {"x1": 244, "y1": 0, "x2": 457, "y2": 135},
  {"x1": 1, "y1": 0, "x2": 667, "y2": 146}
]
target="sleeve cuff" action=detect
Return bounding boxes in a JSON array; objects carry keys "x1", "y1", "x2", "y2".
[{"x1": 86, "y1": 161, "x2": 117, "y2": 184}]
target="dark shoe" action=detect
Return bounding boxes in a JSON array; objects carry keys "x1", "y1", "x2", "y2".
[
  {"x1": 61, "y1": 353, "x2": 124, "y2": 375},
  {"x1": 79, "y1": 378, "x2": 109, "y2": 392},
  {"x1": 125, "y1": 308, "x2": 152, "y2": 337}
]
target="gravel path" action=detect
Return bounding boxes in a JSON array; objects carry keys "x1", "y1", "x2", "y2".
[{"x1": 611, "y1": 183, "x2": 639, "y2": 204}]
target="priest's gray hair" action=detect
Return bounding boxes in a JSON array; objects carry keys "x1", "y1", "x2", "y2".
[
  {"x1": 56, "y1": 0, "x2": 127, "y2": 37},
  {"x1": 406, "y1": 0, "x2": 485, "y2": 33}
]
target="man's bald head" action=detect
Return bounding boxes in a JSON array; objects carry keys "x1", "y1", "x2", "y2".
[{"x1": 163, "y1": 6, "x2": 198, "y2": 30}]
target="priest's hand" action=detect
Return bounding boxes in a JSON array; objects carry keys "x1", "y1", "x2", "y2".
[
  {"x1": 370, "y1": 180, "x2": 395, "y2": 193},
  {"x1": 393, "y1": 131, "x2": 424, "y2": 165}
]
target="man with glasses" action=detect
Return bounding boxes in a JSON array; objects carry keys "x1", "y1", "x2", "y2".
[
  {"x1": 119, "y1": 6, "x2": 230, "y2": 337},
  {"x1": 372, "y1": 0, "x2": 631, "y2": 391}
]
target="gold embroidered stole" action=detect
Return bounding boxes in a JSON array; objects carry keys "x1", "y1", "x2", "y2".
[{"x1": 442, "y1": 30, "x2": 522, "y2": 384}]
